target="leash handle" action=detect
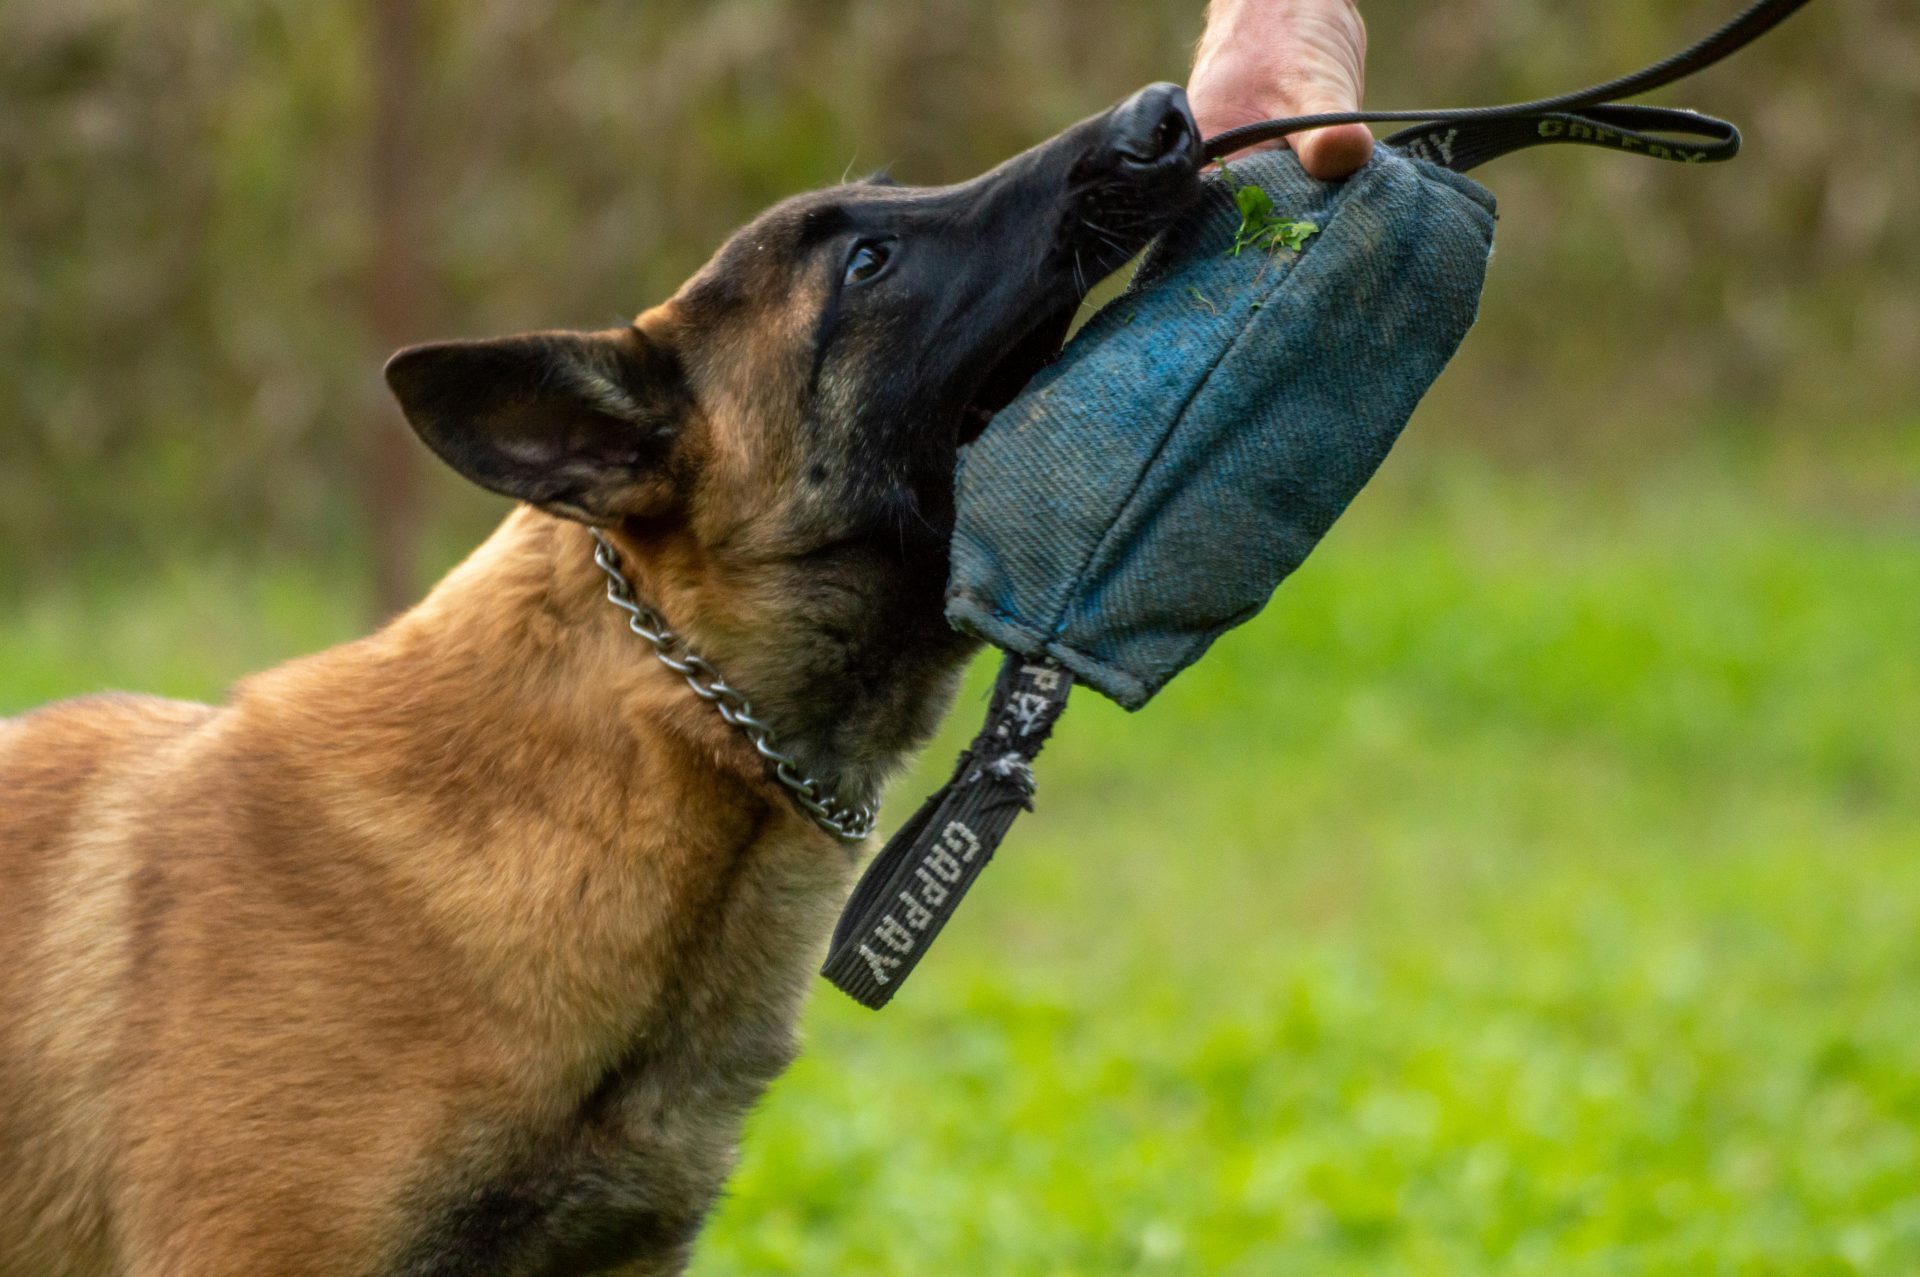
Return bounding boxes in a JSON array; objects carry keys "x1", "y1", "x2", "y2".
[
  {"x1": 821, "y1": 656, "x2": 1071, "y2": 1008},
  {"x1": 1201, "y1": 0, "x2": 1815, "y2": 170}
]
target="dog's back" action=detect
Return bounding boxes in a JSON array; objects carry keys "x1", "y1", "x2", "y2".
[{"x1": 0, "y1": 695, "x2": 217, "y2": 1275}]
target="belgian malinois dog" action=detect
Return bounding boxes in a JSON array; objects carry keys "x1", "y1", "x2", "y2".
[{"x1": 0, "y1": 85, "x2": 1200, "y2": 1275}]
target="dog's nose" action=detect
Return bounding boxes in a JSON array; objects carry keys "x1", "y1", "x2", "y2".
[{"x1": 1107, "y1": 83, "x2": 1199, "y2": 168}]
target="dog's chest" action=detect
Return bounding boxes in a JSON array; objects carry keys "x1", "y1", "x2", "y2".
[
  {"x1": 404, "y1": 1055, "x2": 783, "y2": 1277},
  {"x1": 399, "y1": 833, "x2": 847, "y2": 1277}
]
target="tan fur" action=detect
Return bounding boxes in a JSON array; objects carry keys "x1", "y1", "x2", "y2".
[{"x1": 0, "y1": 505, "x2": 859, "y2": 1276}]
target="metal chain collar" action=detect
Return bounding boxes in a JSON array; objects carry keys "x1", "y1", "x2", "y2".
[{"x1": 588, "y1": 529, "x2": 878, "y2": 842}]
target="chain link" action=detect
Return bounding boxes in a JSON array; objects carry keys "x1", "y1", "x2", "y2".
[{"x1": 588, "y1": 529, "x2": 878, "y2": 842}]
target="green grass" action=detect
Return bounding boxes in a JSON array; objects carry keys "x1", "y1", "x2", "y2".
[{"x1": 4, "y1": 442, "x2": 1916, "y2": 1273}]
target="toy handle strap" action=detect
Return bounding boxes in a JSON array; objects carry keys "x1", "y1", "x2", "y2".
[
  {"x1": 822, "y1": 655, "x2": 1071, "y2": 1009},
  {"x1": 1200, "y1": 0, "x2": 1815, "y2": 171}
]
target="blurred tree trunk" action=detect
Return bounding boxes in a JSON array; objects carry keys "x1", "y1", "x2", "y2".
[{"x1": 365, "y1": 0, "x2": 427, "y2": 618}]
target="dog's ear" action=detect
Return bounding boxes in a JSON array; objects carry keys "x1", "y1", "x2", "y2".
[{"x1": 384, "y1": 327, "x2": 688, "y2": 523}]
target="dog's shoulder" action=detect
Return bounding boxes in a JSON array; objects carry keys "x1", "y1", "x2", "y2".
[
  {"x1": 0, "y1": 691, "x2": 220, "y2": 966},
  {"x1": 0, "y1": 691, "x2": 222, "y2": 968}
]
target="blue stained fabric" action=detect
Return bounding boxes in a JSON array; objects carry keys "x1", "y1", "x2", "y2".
[{"x1": 946, "y1": 147, "x2": 1497, "y2": 709}]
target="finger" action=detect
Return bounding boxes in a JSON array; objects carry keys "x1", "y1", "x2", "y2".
[{"x1": 1292, "y1": 121, "x2": 1375, "y2": 180}]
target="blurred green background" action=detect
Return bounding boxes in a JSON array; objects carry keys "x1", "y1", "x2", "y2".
[{"x1": 4, "y1": 0, "x2": 1917, "y2": 1271}]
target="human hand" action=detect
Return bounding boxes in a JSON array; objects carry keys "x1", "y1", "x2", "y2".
[{"x1": 1188, "y1": 0, "x2": 1374, "y2": 179}]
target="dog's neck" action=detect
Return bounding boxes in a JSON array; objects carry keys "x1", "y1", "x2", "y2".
[
  {"x1": 276, "y1": 505, "x2": 970, "y2": 839},
  {"x1": 586, "y1": 509, "x2": 978, "y2": 808}
]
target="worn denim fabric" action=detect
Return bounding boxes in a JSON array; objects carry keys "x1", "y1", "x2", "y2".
[{"x1": 947, "y1": 147, "x2": 1496, "y2": 709}]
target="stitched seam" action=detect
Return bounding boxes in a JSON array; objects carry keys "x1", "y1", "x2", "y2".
[{"x1": 1040, "y1": 636, "x2": 1148, "y2": 706}]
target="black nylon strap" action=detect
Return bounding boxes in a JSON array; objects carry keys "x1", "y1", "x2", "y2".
[
  {"x1": 1200, "y1": 0, "x2": 1814, "y2": 171},
  {"x1": 821, "y1": 655, "x2": 1071, "y2": 1008},
  {"x1": 1386, "y1": 104, "x2": 1741, "y2": 171}
]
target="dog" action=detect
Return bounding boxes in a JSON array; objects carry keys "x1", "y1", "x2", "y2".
[{"x1": 0, "y1": 84, "x2": 1200, "y2": 1275}]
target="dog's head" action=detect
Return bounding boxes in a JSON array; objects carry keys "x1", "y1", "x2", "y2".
[{"x1": 386, "y1": 84, "x2": 1200, "y2": 778}]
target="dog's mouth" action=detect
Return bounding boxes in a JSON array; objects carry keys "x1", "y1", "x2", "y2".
[
  {"x1": 952, "y1": 216, "x2": 1189, "y2": 447},
  {"x1": 955, "y1": 86, "x2": 1201, "y2": 447},
  {"x1": 956, "y1": 303, "x2": 1078, "y2": 445}
]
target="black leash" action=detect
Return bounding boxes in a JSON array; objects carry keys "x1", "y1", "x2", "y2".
[
  {"x1": 1203, "y1": 0, "x2": 1814, "y2": 171},
  {"x1": 824, "y1": 0, "x2": 1816, "y2": 1010}
]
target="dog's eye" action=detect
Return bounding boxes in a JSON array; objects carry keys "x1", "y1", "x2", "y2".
[{"x1": 844, "y1": 241, "x2": 892, "y2": 286}]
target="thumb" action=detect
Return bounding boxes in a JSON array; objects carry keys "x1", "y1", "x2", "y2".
[{"x1": 1291, "y1": 114, "x2": 1374, "y2": 181}]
